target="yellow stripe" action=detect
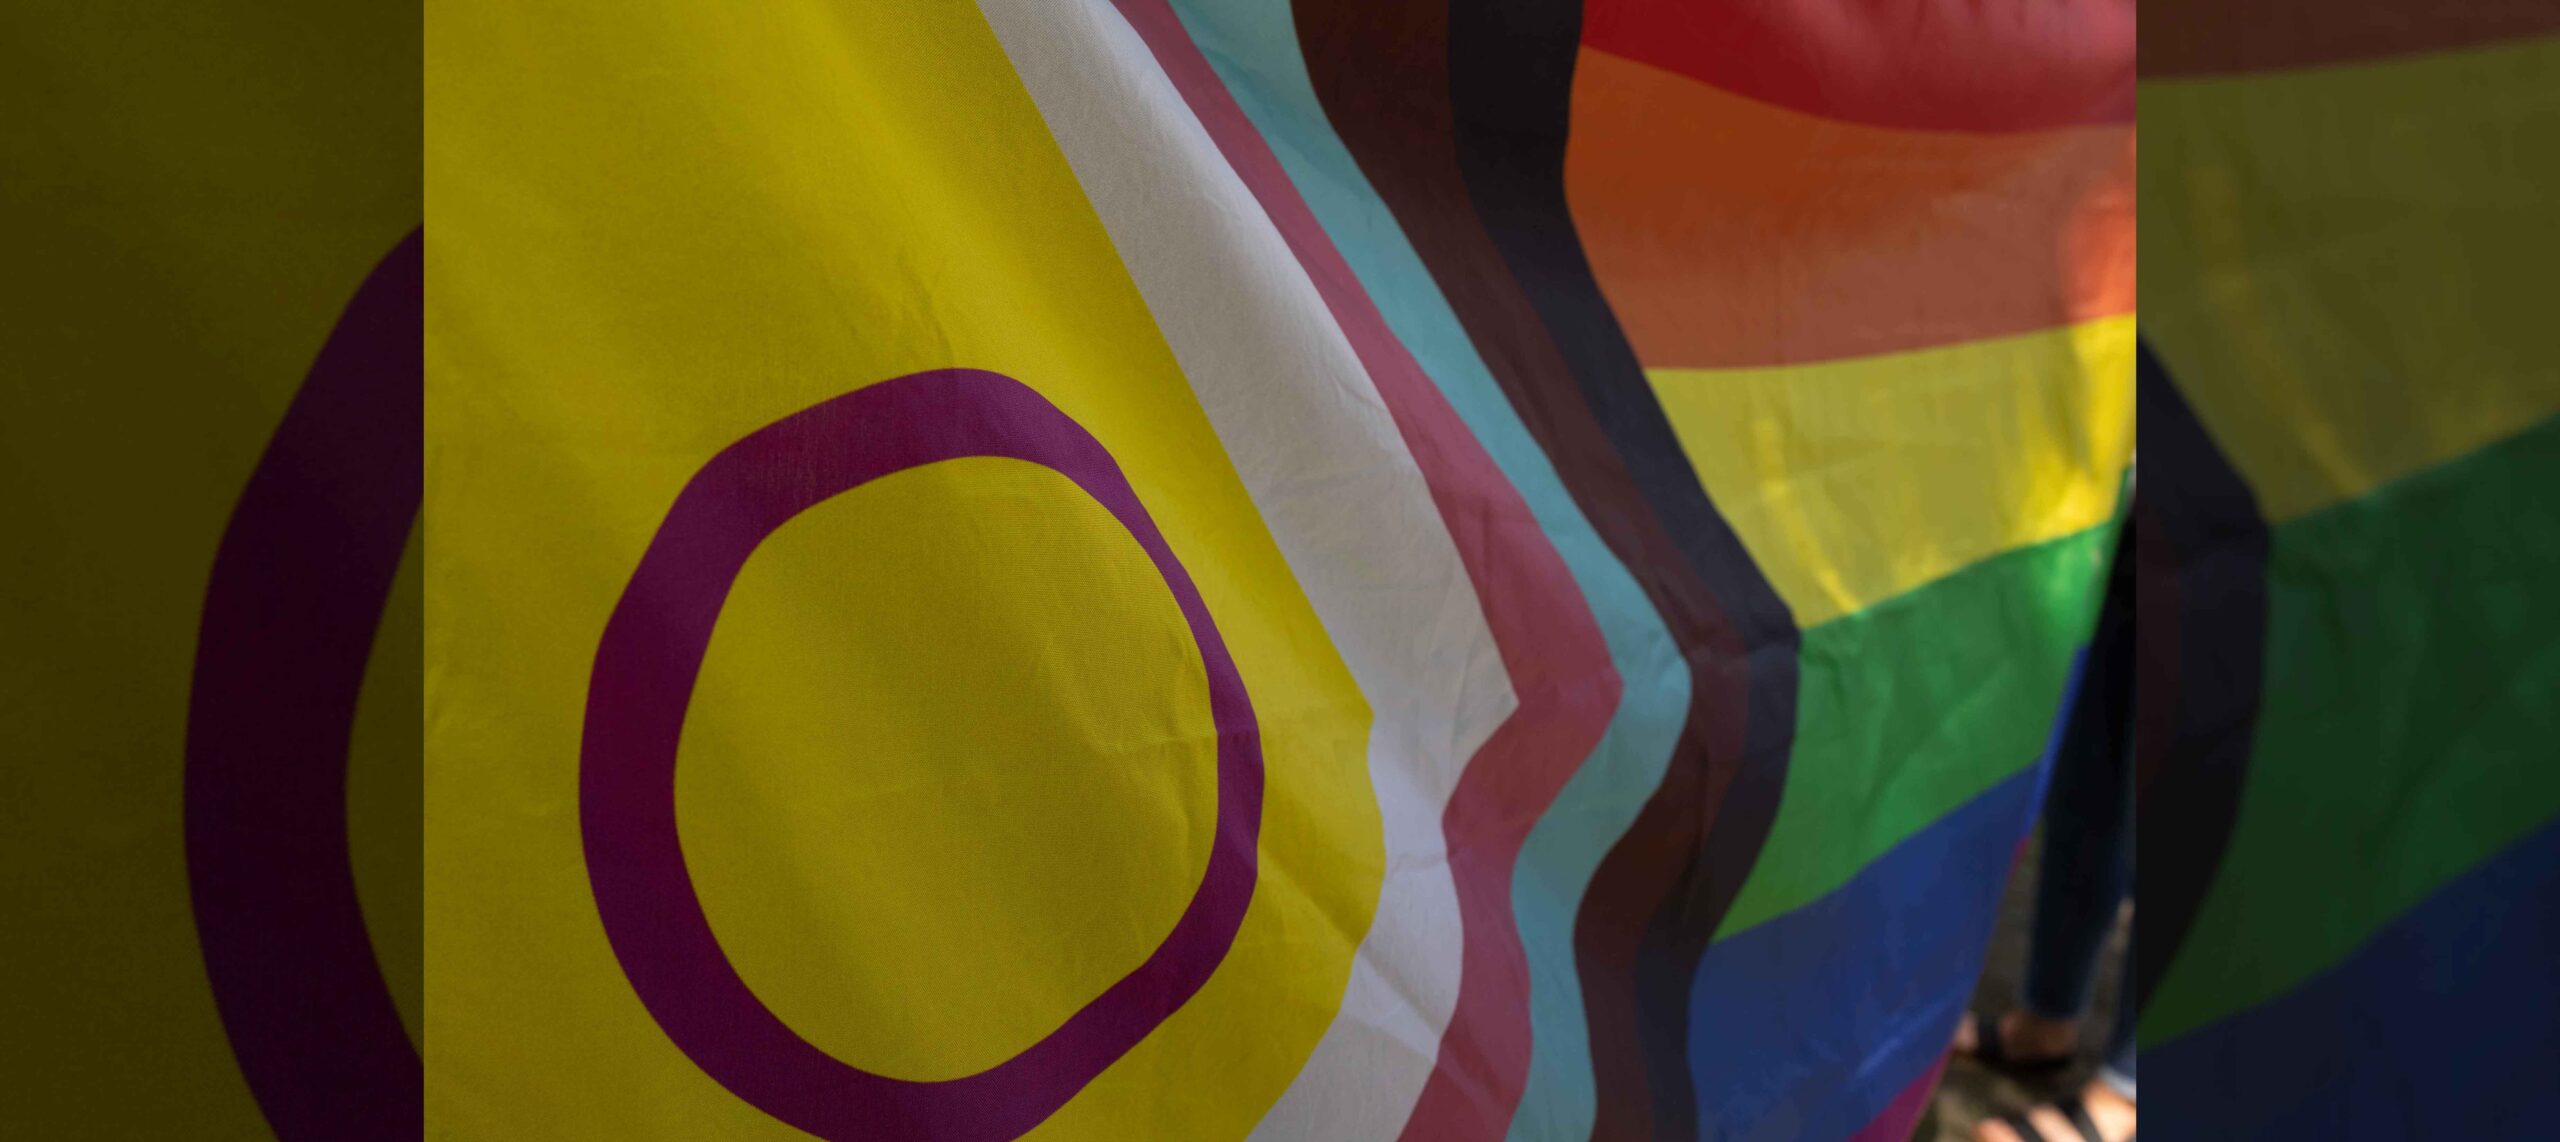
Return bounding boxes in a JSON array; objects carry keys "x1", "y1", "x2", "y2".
[
  {"x1": 2142, "y1": 36, "x2": 2560, "y2": 523},
  {"x1": 1648, "y1": 317, "x2": 2134, "y2": 626},
  {"x1": 427, "y1": 2, "x2": 1377, "y2": 1137}
]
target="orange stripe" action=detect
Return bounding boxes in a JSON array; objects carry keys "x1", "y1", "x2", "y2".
[
  {"x1": 1564, "y1": 47, "x2": 2132, "y2": 370},
  {"x1": 1579, "y1": 0, "x2": 2132, "y2": 132}
]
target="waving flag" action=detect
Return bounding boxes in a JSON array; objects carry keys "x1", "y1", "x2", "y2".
[
  {"x1": 424, "y1": 1, "x2": 2128, "y2": 1138},
  {"x1": 2138, "y1": 7, "x2": 2560, "y2": 1137},
  {"x1": 0, "y1": 2, "x2": 419, "y2": 1138}
]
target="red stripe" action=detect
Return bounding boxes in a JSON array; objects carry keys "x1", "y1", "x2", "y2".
[
  {"x1": 1565, "y1": 47, "x2": 2134, "y2": 370},
  {"x1": 1580, "y1": 0, "x2": 2132, "y2": 132},
  {"x1": 2143, "y1": 0, "x2": 2560, "y2": 78},
  {"x1": 1106, "y1": 3, "x2": 1624, "y2": 1136}
]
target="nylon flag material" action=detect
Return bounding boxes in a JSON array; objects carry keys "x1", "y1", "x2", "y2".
[
  {"x1": 0, "y1": 2, "x2": 420, "y2": 1138},
  {"x1": 2137, "y1": 7, "x2": 2560, "y2": 1137},
  {"x1": 426, "y1": 2, "x2": 2130, "y2": 1139}
]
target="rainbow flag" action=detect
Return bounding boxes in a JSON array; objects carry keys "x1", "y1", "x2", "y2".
[
  {"x1": 3, "y1": 1, "x2": 2123, "y2": 1138},
  {"x1": 426, "y1": 2, "x2": 2128, "y2": 1138},
  {"x1": 2137, "y1": 8, "x2": 2560, "y2": 1137}
]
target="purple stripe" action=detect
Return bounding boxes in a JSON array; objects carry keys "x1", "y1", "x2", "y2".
[
  {"x1": 1849, "y1": 1055, "x2": 1949, "y2": 1142},
  {"x1": 184, "y1": 227, "x2": 423, "y2": 1139},
  {"x1": 1683, "y1": 762, "x2": 2049, "y2": 1140},
  {"x1": 580, "y1": 369, "x2": 1261, "y2": 1141}
]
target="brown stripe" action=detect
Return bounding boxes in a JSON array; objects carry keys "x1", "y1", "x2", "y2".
[
  {"x1": 1293, "y1": 0, "x2": 1798, "y2": 1136},
  {"x1": 2132, "y1": 343, "x2": 2271, "y2": 1016},
  {"x1": 1443, "y1": 3, "x2": 1801, "y2": 1137},
  {"x1": 1100, "y1": 3, "x2": 1624, "y2": 1134}
]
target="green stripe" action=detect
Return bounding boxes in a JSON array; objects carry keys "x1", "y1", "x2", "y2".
[
  {"x1": 1717, "y1": 526, "x2": 2114, "y2": 940},
  {"x1": 2143, "y1": 411, "x2": 2560, "y2": 1046}
]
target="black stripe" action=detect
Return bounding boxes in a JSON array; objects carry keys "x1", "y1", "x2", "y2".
[
  {"x1": 2133, "y1": 341, "x2": 2271, "y2": 1016},
  {"x1": 1444, "y1": 2, "x2": 1802, "y2": 1137},
  {"x1": 1286, "y1": 12, "x2": 1742, "y2": 1131}
]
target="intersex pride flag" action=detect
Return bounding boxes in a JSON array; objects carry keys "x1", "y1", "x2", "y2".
[
  {"x1": 422, "y1": 1, "x2": 2130, "y2": 1140},
  {"x1": 1, "y1": 2, "x2": 419, "y2": 1139}
]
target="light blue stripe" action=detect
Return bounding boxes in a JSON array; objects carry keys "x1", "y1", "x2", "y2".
[{"x1": 1156, "y1": 3, "x2": 1689, "y2": 1137}]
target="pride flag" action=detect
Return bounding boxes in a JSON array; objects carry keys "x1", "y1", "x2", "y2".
[
  {"x1": 0, "y1": 0, "x2": 2127, "y2": 1138},
  {"x1": 0, "y1": 2, "x2": 418, "y2": 1137},
  {"x1": 426, "y1": 2, "x2": 2127, "y2": 1138},
  {"x1": 2138, "y1": 7, "x2": 2560, "y2": 1137}
]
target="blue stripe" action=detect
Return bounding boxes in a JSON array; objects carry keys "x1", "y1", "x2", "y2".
[
  {"x1": 1154, "y1": 3, "x2": 1692, "y2": 1137},
  {"x1": 2146, "y1": 810, "x2": 2560, "y2": 1138},
  {"x1": 1684, "y1": 647, "x2": 2086, "y2": 1141}
]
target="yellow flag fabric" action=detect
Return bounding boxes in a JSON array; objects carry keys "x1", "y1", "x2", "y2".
[
  {"x1": 0, "y1": 2, "x2": 419, "y2": 1138},
  {"x1": 2, "y1": 0, "x2": 2129, "y2": 1139}
]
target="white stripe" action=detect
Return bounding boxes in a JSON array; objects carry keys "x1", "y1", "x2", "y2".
[{"x1": 976, "y1": 1, "x2": 1515, "y2": 1136}]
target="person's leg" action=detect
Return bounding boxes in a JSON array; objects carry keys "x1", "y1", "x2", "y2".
[
  {"x1": 1978, "y1": 942, "x2": 2135, "y2": 1141},
  {"x1": 1976, "y1": 768, "x2": 2140, "y2": 1131},
  {"x1": 2022, "y1": 535, "x2": 2136, "y2": 1028},
  {"x1": 1958, "y1": 535, "x2": 2136, "y2": 1068},
  {"x1": 1978, "y1": 1078, "x2": 2138, "y2": 1142},
  {"x1": 1972, "y1": 542, "x2": 2140, "y2": 1142},
  {"x1": 2096, "y1": 915, "x2": 2136, "y2": 1103}
]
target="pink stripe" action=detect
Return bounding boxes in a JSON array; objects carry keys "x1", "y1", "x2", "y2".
[
  {"x1": 1104, "y1": 2, "x2": 1622, "y2": 1138},
  {"x1": 1850, "y1": 1055, "x2": 1949, "y2": 1142}
]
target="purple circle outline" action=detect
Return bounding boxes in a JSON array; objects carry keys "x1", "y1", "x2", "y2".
[
  {"x1": 185, "y1": 227, "x2": 422, "y2": 1140},
  {"x1": 580, "y1": 369, "x2": 1263, "y2": 1141}
]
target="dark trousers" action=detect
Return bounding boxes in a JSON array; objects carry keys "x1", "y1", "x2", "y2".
[{"x1": 2024, "y1": 532, "x2": 2137, "y2": 1097}]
